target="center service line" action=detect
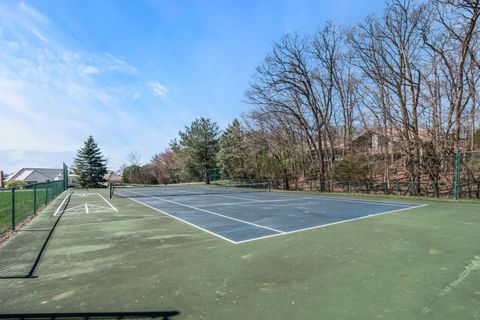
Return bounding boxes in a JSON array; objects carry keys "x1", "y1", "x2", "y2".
[{"x1": 124, "y1": 190, "x2": 284, "y2": 234}]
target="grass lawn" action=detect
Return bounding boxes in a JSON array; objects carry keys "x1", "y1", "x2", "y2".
[
  {"x1": 0, "y1": 188, "x2": 479, "y2": 319},
  {"x1": 0, "y1": 188, "x2": 50, "y2": 237}
]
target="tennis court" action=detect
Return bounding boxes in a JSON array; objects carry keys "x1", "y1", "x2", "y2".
[
  {"x1": 111, "y1": 184, "x2": 425, "y2": 243},
  {"x1": 1, "y1": 187, "x2": 480, "y2": 319}
]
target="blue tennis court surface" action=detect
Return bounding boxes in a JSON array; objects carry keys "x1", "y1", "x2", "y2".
[{"x1": 115, "y1": 188, "x2": 425, "y2": 244}]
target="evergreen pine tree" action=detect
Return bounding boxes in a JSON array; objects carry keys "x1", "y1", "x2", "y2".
[
  {"x1": 178, "y1": 117, "x2": 220, "y2": 183},
  {"x1": 217, "y1": 119, "x2": 246, "y2": 179},
  {"x1": 73, "y1": 135, "x2": 108, "y2": 188}
]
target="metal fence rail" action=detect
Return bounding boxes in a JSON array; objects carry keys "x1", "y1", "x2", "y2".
[{"x1": 0, "y1": 180, "x2": 65, "y2": 238}]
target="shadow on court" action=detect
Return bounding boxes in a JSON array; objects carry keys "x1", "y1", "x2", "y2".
[
  {"x1": 0, "y1": 311, "x2": 180, "y2": 320},
  {"x1": 0, "y1": 193, "x2": 70, "y2": 279}
]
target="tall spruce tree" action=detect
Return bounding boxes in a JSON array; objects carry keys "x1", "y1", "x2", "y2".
[
  {"x1": 217, "y1": 119, "x2": 246, "y2": 179},
  {"x1": 73, "y1": 136, "x2": 108, "y2": 187},
  {"x1": 178, "y1": 117, "x2": 220, "y2": 183}
]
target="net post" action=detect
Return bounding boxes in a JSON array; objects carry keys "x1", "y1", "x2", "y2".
[
  {"x1": 109, "y1": 184, "x2": 113, "y2": 198},
  {"x1": 11, "y1": 187, "x2": 15, "y2": 231}
]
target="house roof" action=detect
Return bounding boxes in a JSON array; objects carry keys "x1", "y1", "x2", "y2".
[
  {"x1": 6, "y1": 168, "x2": 63, "y2": 182},
  {"x1": 104, "y1": 171, "x2": 122, "y2": 181},
  {"x1": 352, "y1": 127, "x2": 430, "y2": 143}
]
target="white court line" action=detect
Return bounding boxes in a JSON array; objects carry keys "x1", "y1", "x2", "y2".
[
  {"x1": 123, "y1": 190, "x2": 284, "y2": 234},
  {"x1": 216, "y1": 194, "x2": 259, "y2": 201},
  {"x1": 53, "y1": 194, "x2": 70, "y2": 216},
  {"x1": 234, "y1": 204, "x2": 429, "y2": 244},
  {"x1": 121, "y1": 194, "x2": 239, "y2": 244},
  {"x1": 85, "y1": 204, "x2": 89, "y2": 214},
  {"x1": 196, "y1": 197, "x2": 316, "y2": 208},
  {"x1": 63, "y1": 204, "x2": 86, "y2": 211},
  {"x1": 119, "y1": 189, "x2": 427, "y2": 245},
  {"x1": 97, "y1": 193, "x2": 119, "y2": 212},
  {"x1": 272, "y1": 193, "x2": 417, "y2": 207}
]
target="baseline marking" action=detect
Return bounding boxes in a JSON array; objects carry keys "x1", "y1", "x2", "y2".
[
  {"x1": 53, "y1": 194, "x2": 70, "y2": 217},
  {"x1": 123, "y1": 190, "x2": 284, "y2": 234},
  {"x1": 97, "y1": 193, "x2": 119, "y2": 212},
  {"x1": 85, "y1": 204, "x2": 89, "y2": 214}
]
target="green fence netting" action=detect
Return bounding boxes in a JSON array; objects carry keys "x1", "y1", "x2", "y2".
[{"x1": 0, "y1": 180, "x2": 66, "y2": 239}]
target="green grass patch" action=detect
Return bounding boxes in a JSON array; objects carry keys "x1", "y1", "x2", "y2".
[{"x1": 0, "y1": 188, "x2": 51, "y2": 237}]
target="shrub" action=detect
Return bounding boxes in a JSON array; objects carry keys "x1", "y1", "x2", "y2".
[{"x1": 5, "y1": 180, "x2": 30, "y2": 188}]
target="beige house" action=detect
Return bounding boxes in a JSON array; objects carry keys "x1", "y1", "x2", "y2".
[{"x1": 349, "y1": 127, "x2": 430, "y2": 155}]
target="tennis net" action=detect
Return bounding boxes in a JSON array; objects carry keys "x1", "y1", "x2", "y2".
[{"x1": 110, "y1": 182, "x2": 270, "y2": 199}]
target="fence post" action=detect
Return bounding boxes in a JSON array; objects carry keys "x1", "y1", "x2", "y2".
[
  {"x1": 11, "y1": 188, "x2": 15, "y2": 231},
  {"x1": 33, "y1": 182, "x2": 37, "y2": 214},
  {"x1": 45, "y1": 181, "x2": 49, "y2": 205},
  {"x1": 453, "y1": 149, "x2": 460, "y2": 200}
]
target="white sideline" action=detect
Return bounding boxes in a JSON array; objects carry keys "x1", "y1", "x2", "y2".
[
  {"x1": 97, "y1": 193, "x2": 118, "y2": 212},
  {"x1": 53, "y1": 194, "x2": 70, "y2": 216}
]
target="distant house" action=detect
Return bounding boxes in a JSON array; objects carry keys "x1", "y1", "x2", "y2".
[
  {"x1": 104, "y1": 171, "x2": 122, "y2": 183},
  {"x1": 6, "y1": 168, "x2": 63, "y2": 183},
  {"x1": 349, "y1": 127, "x2": 430, "y2": 155}
]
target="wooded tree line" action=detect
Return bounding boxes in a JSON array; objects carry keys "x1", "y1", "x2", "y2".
[{"x1": 124, "y1": 0, "x2": 480, "y2": 197}]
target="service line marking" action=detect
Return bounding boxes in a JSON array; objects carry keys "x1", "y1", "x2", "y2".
[
  {"x1": 120, "y1": 194, "x2": 240, "y2": 244},
  {"x1": 216, "y1": 194, "x2": 258, "y2": 201},
  {"x1": 123, "y1": 190, "x2": 283, "y2": 234},
  {"x1": 196, "y1": 197, "x2": 315, "y2": 208}
]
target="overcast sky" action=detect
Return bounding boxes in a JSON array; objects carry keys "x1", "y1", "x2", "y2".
[{"x1": 0, "y1": 0, "x2": 385, "y2": 174}]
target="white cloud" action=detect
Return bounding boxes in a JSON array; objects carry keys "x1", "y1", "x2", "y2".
[
  {"x1": 150, "y1": 81, "x2": 168, "y2": 97},
  {"x1": 104, "y1": 53, "x2": 138, "y2": 74},
  {"x1": 81, "y1": 65, "x2": 100, "y2": 75},
  {"x1": 0, "y1": 2, "x2": 191, "y2": 174},
  {"x1": 18, "y1": 2, "x2": 49, "y2": 24},
  {"x1": 31, "y1": 28, "x2": 49, "y2": 43},
  {"x1": 0, "y1": 150, "x2": 74, "y2": 174}
]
